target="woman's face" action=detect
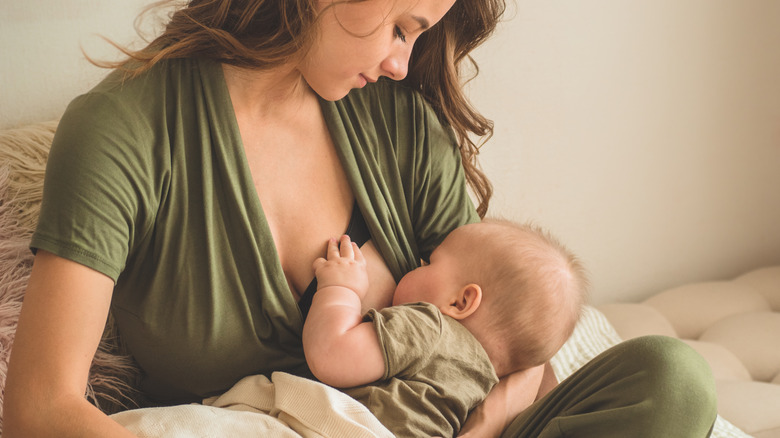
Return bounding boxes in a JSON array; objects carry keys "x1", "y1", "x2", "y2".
[{"x1": 300, "y1": 0, "x2": 456, "y2": 101}]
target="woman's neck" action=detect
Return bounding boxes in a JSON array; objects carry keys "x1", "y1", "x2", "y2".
[{"x1": 221, "y1": 63, "x2": 313, "y2": 121}]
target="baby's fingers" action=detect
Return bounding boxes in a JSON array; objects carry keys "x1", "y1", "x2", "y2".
[
  {"x1": 312, "y1": 257, "x2": 327, "y2": 272},
  {"x1": 326, "y1": 237, "x2": 340, "y2": 260},
  {"x1": 339, "y1": 235, "x2": 355, "y2": 259}
]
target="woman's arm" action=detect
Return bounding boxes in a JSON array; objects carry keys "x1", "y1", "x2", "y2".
[
  {"x1": 302, "y1": 236, "x2": 385, "y2": 388},
  {"x1": 457, "y1": 364, "x2": 548, "y2": 438},
  {"x1": 3, "y1": 251, "x2": 136, "y2": 437}
]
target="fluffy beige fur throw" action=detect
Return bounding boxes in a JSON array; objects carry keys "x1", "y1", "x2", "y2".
[{"x1": 0, "y1": 121, "x2": 139, "y2": 432}]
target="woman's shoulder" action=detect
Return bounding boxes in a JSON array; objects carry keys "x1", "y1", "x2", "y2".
[
  {"x1": 77, "y1": 58, "x2": 202, "y2": 109},
  {"x1": 60, "y1": 58, "x2": 219, "y2": 142}
]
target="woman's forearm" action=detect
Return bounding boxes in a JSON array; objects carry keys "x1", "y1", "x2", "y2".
[
  {"x1": 458, "y1": 365, "x2": 546, "y2": 438},
  {"x1": 4, "y1": 392, "x2": 136, "y2": 438},
  {"x1": 536, "y1": 361, "x2": 559, "y2": 400},
  {"x1": 3, "y1": 251, "x2": 136, "y2": 437}
]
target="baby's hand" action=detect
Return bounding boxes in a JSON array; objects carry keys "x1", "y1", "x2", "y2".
[{"x1": 312, "y1": 235, "x2": 369, "y2": 299}]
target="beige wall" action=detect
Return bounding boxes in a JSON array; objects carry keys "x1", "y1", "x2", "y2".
[
  {"x1": 1, "y1": 0, "x2": 154, "y2": 126},
  {"x1": 2, "y1": 0, "x2": 779, "y2": 303},
  {"x1": 472, "y1": 0, "x2": 780, "y2": 303}
]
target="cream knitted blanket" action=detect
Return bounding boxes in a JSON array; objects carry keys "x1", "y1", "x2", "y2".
[{"x1": 111, "y1": 372, "x2": 394, "y2": 438}]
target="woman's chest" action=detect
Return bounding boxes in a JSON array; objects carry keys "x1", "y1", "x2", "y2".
[{"x1": 239, "y1": 109, "x2": 395, "y2": 305}]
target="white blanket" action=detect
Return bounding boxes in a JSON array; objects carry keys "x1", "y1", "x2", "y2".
[{"x1": 111, "y1": 372, "x2": 393, "y2": 438}]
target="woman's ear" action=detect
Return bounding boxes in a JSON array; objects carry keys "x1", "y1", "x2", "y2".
[{"x1": 440, "y1": 284, "x2": 482, "y2": 320}]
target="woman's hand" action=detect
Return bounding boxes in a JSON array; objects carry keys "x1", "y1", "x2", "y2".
[
  {"x1": 458, "y1": 365, "x2": 547, "y2": 438},
  {"x1": 4, "y1": 251, "x2": 137, "y2": 437}
]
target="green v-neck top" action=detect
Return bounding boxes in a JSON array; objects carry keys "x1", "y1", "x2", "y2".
[{"x1": 31, "y1": 58, "x2": 479, "y2": 404}]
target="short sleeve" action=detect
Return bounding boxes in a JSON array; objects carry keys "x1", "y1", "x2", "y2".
[
  {"x1": 409, "y1": 101, "x2": 480, "y2": 261},
  {"x1": 31, "y1": 90, "x2": 160, "y2": 282},
  {"x1": 364, "y1": 303, "x2": 444, "y2": 379}
]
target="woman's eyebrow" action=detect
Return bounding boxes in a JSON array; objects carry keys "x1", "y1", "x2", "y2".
[{"x1": 411, "y1": 15, "x2": 430, "y2": 30}]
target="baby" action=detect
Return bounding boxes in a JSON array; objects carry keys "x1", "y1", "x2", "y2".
[{"x1": 302, "y1": 219, "x2": 588, "y2": 437}]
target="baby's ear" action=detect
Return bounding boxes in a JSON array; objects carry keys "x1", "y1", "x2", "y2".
[{"x1": 440, "y1": 284, "x2": 482, "y2": 320}]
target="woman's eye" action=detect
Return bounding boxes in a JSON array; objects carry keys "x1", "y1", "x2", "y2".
[{"x1": 394, "y1": 25, "x2": 407, "y2": 43}]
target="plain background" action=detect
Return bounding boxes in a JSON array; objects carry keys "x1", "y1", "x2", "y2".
[{"x1": 1, "y1": 0, "x2": 779, "y2": 304}]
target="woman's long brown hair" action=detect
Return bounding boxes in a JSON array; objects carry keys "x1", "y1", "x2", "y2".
[
  {"x1": 404, "y1": 0, "x2": 503, "y2": 217},
  {"x1": 95, "y1": 0, "x2": 504, "y2": 217}
]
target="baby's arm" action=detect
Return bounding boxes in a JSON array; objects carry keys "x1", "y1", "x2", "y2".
[{"x1": 302, "y1": 235, "x2": 385, "y2": 388}]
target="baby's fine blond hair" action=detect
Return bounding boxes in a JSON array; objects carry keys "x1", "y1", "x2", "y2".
[{"x1": 450, "y1": 219, "x2": 589, "y2": 374}]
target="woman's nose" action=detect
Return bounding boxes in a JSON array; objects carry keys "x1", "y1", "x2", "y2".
[{"x1": 380, "y1": 46, "x2": 412, "y2": 81}]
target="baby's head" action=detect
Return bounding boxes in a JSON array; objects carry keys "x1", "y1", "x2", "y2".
[{"x1": 393, "y1": 219, "x2": 588, "y2": 376}]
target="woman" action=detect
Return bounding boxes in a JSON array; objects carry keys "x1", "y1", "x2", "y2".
[{"x1": 4, "y1": 0, "x2": 717, "y2": 436}]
